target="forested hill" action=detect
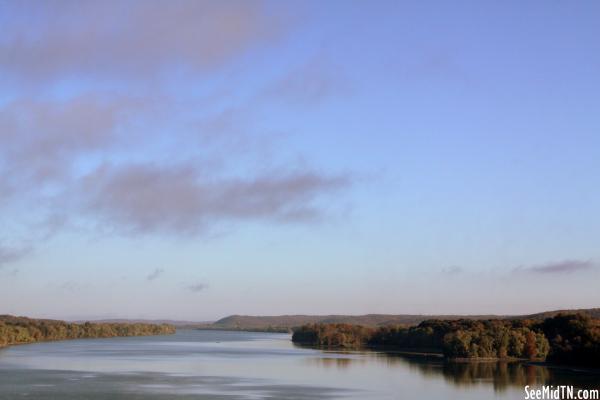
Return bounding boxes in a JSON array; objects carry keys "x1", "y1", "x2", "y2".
[
  {"x1": 521, "y1": 308, "x2": 600, "y2": 320},
  {"x1": 292, "y1": 313, "x2": 600, "y2": 367},
  {"x1": 211, "y1": 308, "x2": 600, "y2": 331},
  {"x1": 0, "y1": 315, "x2": 175, "y2": 347}
]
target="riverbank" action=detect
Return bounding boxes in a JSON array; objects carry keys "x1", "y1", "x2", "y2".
[
  {"x1": 0, "y1": 315, "x2": 175, "y2": 348},
  {"x1": 293, "y1": 342, "x2": 535, "y2": 362},
  {"x1": 292, "y1": 313, "x2": 600, "y2": 368}
]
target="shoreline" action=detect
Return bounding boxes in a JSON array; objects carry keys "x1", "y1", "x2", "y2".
[
  {"x1": 293, "y1": 341, "x2": 600, "y2": 373},
  {"x1": 0, "y1": 330, "x2": 177, "y2": 350},
  {"x1": 1, "y1": 315, "x2": 177, "y2": 350},
  {"x1": 525, "y1": 361, "x2": 600, "y2": 375}
]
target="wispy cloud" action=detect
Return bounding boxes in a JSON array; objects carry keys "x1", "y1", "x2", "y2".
[
  {"x1": 186, "y1": 282, "x2": 209, "y2": 293},
  {"x1": 0, "y1": 268, "x2": 19, "y2": 277},
  {"x1": 0, "y1": 0, "x2": 350, "y2": 245},
  {"x1": 441, "y1": 265, "x2": 463, "y2": 275},
  {"x1": 0, "y1": 244, "x2": 31, "y2": 268},
  {"x1": 81, "y1": 163, "x2": 349, "y2": 235},
  {"x1": 0, "y1": 95, "x2": 136, "y2": 184},
  {"x1": 147, "y1": 268, "x2": 164, "y2": 281},
  {"x1": 265, "y1": 58, "x2": 348, "y2": 105},
  {"x1": 57, "y1": 281, "x2": 92, "y2": 292},
  {"x1": 0, "y1": 0, "x2": 286, "y2": 83},
  {"x1": 514, "y1": 259, "x2": 595, "y2": 274}
]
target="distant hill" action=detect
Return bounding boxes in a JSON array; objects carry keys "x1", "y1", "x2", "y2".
[
  {"x1": 210, "y1": 308, "x2": 600, "y2": 331},
  {"x1": 519, "y1": 308, "x2": 600, "y2": 320}
]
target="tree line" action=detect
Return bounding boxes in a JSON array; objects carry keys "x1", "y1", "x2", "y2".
[
  {"x1": 0, "y1": 315, "x2": 175, "y2": 347},
  {"x1": 292, "y1": 313, "x2": 600, "y2": 367}
]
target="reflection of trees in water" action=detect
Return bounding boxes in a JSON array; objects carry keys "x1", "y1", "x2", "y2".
[
  {"x1": 439, "y1": 361, "x2": 548, "y2": 392},
  {"x1": 372, "y1": 352, "x2": 598, "y2": 391},
  {"x1": 307, "y1": 348, "x2": 598, "y2": 391},
  {"x1": 294, "y1": 344, "x2": 370, "y2": 369},
  {"x1": 397, "y1": 360, "x2": 540, "y2": 391},
  {"x1": 384, "y1": 355, "x2": 540, "y2": 390},
  {"x1": 308, "y1": 357, "x2": 357, "y2": 369}
]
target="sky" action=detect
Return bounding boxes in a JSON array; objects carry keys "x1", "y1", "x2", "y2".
[{"x1": 1, "y1": 0, "x2": 599, "y2": 321}]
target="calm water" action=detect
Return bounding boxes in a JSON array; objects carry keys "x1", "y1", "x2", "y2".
[{"x1": 0, "y1": 330, "x2": 596, "y2": 399}]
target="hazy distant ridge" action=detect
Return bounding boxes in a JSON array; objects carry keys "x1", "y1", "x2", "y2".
[{"x1": 211, "y1": 308, "x2": 600, "y2": 330}]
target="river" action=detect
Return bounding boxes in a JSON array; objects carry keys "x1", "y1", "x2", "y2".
[{"x1": 0, "y1": 329, "x2": 596, "y2": 399}]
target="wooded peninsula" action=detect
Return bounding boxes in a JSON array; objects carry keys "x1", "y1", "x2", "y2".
[
  {"x1": 0, "y1": 315, "x2": 175, "y2": 347},
  {"x1": 292, "y1": 313, "x2": 600, "y2": 368}
]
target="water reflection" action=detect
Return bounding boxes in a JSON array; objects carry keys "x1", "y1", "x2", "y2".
[
  {"x1": 308, "y1": 356, "x2": 364, "y2": 369},
  {"x1": 306, "y1": 348, "x2": 599, "y2": 393},
  {"x1": 408, "y1": 359, "x2": 549, "y2": 392},
  {"x1": 381, "y1": 352, "x2": 598, "y2": 390}
]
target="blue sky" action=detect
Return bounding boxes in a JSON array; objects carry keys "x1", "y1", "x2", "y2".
[{"x1": 1, "y1": 0, "x2": 599, "y2": 320}]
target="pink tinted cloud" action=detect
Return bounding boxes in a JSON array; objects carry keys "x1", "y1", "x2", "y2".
[
  {"x1": 186, "y1": 282, "x2": 209, "y2": 293},
  {"x1": 515, "y1": 259, "x2": 595, "y2": 274},
  {"x1": 81, "y1": 163, "x2": 350, "y2": 235},
  {"x1": 0, "y1": 0, "x2": 286, "y2": 82},
  {"x1": 0, "y1": 243, "x2": 31, "y2": 268},
  {"x1": 265, "y1": 58, "x2": 349, "y2": 105},
  {"x1": 0, "y1": 95, "x2": 140, "y2": 182}
]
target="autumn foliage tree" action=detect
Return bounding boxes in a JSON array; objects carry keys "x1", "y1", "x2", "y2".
[
  {"x1": 539, "y1": 313, "x2": 600, "y2": 367},
  {"x1": 0, "y1": 315, "x2": 175, "y2": 347},
  {"x1": 291, "y1": 315, "x2": 600, "y2": 364}
]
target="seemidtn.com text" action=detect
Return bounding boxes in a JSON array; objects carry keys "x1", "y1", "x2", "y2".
[{"x1": 525, "y1": 386, "x2": 599, "y2": 400}]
